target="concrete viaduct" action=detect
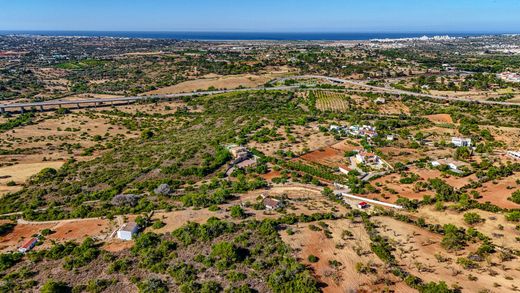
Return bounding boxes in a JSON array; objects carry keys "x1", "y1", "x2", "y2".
[{"x1": 2, "y1": 75, "x2": 520, "y2": 114}]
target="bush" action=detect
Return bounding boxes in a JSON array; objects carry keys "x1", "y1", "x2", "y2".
[
  {"x1": 463, "y1": 212, "x2": 483, "y2": 225},
  {"x1": 137, "y1": 278, "x2": 168, "y2": 293},
  {"x1": 0, "y1": 223, "x2": 15, "y2": 236},
  {"x1": 441, "y1": 224, "x2": 466, "y2": 251},
  {"x1": 210, "y1": 241, "x2": 245, "y2": 270},
  {"x1": 230, "y1": 205, "x2": 247, "y2": 219},
  {"x1": 307, "y1": 255, "x2": 319, "y2": 263},
  {"x1": 41, "y1": 280, "x2": 71, "y2": 293},
  {"x1": 267, "y1": 258, "x2": 319, "y2": 292},
  {"x1": 508, "y1": 190, "x2": 520, "y2": 204},
  {"x1": 152, "y1": 220, "x2": 166, "y2": 229},
  {"x1": 505, "y1": 211, "x2": 520, "y2": 222},
  {"x1": 0, "y1": 252, "x2": 23, "y2": 271}
]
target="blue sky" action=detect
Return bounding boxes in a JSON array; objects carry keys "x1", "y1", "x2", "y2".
[{"x1": 0, "y1": 0, "x2": 519, "y2": 32}]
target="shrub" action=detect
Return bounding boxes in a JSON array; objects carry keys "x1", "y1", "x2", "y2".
[
  {"x1": 230, "y1": 205, "x2": 247, "y2": 219},
  {"x1": 41, "y1": 280, "x2": 71, "y2": 293},
  {"x1": 506, "y1": 211, "x2": 520, "y2": 222},
  {"x1": 152, "y1": 220, "x2": 166, "y2": 229},
  {"x1": 508, "y1": 190, "x2": 520, "y2": 204},
  {"x1": 307, "y1": 255, "x2": 319, "y2": 263},
  {"x1": 0, "y1": 252, "x2": 23, "y2": 271},
  {"x1": 463, "y1": 212, "x2": 483, "y2": 225},
  {"x1": 441, "y1": 224, "x2": 466, "y2": 251},
  {"x1": 137, "y1": 278, "x2": 168, "y2": 293}
]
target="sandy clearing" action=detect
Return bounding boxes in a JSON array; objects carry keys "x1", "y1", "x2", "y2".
[
  {"x1": 300, "y1": 147, "x2": 348, "y2": 169},
  {"x1": 151, "y1": 184, "x2": 330, "y2": 233},
  {"x1": 145, "y1": 74, "x2": 273, "y2": 95},
  {"x1": 0, "y1": 222, "x2": 55, "y2": 252},
  {"x1": 424, "y1": 114, "x2": 453, "y2": 124},
  {"x1": 248, "y1": 124, "x2": 337, "y2": 157},
  {"x1": 0, "y1": 217, "x2": 117, "y2": 253},
  {"x1": 59, "y1": 93, "x2": 123, "y2": 102},
  {"x1": 473, "y1": 172, "x2": 520, "y2": 209},
  {"x1": 0, "y1": 161, "x2": 64, "y2": 184},
  {"x1": 0, "y1": 161, "x2": 64, "y2": 196},
  {"x1": 102, "y1": 240, "x2": 135, "y2": 252},
  {"x1": 379, "y1": 147, "x2": 424, "y2": 165}
]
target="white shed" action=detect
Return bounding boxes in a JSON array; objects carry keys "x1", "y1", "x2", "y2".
[{"x1": 117, "y1": 222, "x2": 139, "y2": 241}]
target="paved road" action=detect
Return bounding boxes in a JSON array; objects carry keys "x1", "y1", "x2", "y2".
[
  {"x1": 272, "y1": 75, "x2": 520, "y2": 107},
  {"x1": 2, "y1": 74, "x2": 519, "y2": 113},
  {"x1": 0, "y1": 85, "x2": 299, "y2": 113}
]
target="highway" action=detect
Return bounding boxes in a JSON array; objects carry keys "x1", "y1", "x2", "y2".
[
  {"x1": 2, "y1": 75, "x2": 519, "y2": 113},
  {"x1": 0, "y1": 86, "x2": 298, "y2": 113},
  {"x1": 271, "y1": 75, "x2": 520, "y2": 107}
]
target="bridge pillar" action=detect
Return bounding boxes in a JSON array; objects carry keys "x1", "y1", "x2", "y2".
[
  {"x1": 20, "y1": 107, "x2": 25, "y2": 114},
  {"x1": 77, "y1": 103, "x2": 81, "y2": 109},
  {"x1": 39, "y1": 105, "x2": 44, "y2": 111},
  {"x1": 0, "y1": 107, "x2": 4, "y2": 114}
]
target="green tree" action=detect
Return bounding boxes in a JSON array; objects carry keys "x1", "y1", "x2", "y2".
[
  {"x1": 230, "y1": 205, "x2": 247, "y2": 219},
  {"x1": 463, "y1": 212, "x2": 483, "y2": 225}
]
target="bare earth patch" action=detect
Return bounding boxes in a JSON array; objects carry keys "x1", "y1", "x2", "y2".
[{"x1": 145, "y1": 74, "x2": 273, "y2": 95}]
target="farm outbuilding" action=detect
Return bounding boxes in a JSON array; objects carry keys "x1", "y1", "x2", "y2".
[
  {"x1": 18, "y1": 237, "x2": 38, "y2": 253},
  {"x1": 117, "y1": 222, "x2": 139, "y2": 241}
]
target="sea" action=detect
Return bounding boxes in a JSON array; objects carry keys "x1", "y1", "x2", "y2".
[{"x1": 0, "y1": 31, "x2": 507, "y2": 41}]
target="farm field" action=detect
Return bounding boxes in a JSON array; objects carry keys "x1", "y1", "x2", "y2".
[{"x1": 313, "y1": 91, "x2": 350, "y2": 112}]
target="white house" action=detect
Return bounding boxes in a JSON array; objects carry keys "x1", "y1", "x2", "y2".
[
  {"x1": 117, "y1": 222, "x2": 139, "y2": 241},
  {"x1": 375, "y1": 98, "x2": 386, "y2": 104},
  {"x1": 356, "y1": 151, "x2": 380, "y2": 165},
  {"x1": 329, "y1": 125, "x2": 342, "y2": 131},
  {"x1": 451, "y1": 137, "x2": 472, "y2": 147},
  {"x1": 507, "y1": 151, "x2": 520, "y2": 160},
  {"x1": 431, "y1": 158, "x2": 468, "y2": 173},
  {"x1": 338, "y1": 166, "x2": 350, "y2": 175}
]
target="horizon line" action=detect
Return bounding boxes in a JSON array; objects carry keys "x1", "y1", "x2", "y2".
[{"x1": 0, "y1": 29, "x2": 519, "y2": 34}]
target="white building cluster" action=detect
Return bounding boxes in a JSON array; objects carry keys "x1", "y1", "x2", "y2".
[
  {"x1": 330, "y1": 125, "x2": 378, "y2": 139},
  {"x1": 451, "y1": 137, "x2": 472, "y2": 147},
  {"x1": 497, "y1": 72, "x2": 520, "y2": 83}
]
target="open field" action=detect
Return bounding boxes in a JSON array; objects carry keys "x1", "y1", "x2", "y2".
[
  {"x1": 281, "y1": 219, "x2": 409, "y2": 292},
  {"x1": 0, "y1": 218, "x2": 115, "y2": 253},
  {"x1": 424, "y1": 113, "x2": 454, "y2": 124},
  {"x1": 300, "y1": 147, "x2": 347, "y2": 169},
  {"x1": 473, "y1": 172, "x2": 520, "y2": 209},
  {"x1": 145, "y1": 74, "x2": 275, "y2": 95},
  {"x1": 248, "y1": 123, "x2": 337, "y2": 156},
  {"x1": 413, "y1": 206, "x2": 520, "y2": 251},
  {"x1": 373, "y1": 216, "x2": 520, "y2": 292},
  {"x1": 366, "y1": 166, "x2": 478, "y2": 204},
  {"x1": 0, "y1": 161, "x2": 64, "y2": 195}
]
